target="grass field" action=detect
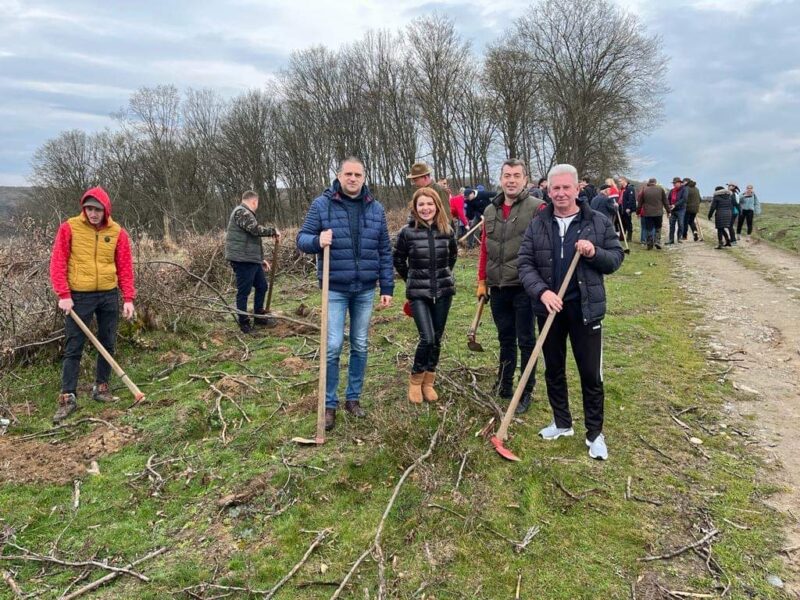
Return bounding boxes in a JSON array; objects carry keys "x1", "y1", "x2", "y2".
[
  {"x1": 0, "y1": 247, "x2": 792, "y2": 599},
  {"x1": 751, "y1": 203, "x2": 800, "y2": 253}
]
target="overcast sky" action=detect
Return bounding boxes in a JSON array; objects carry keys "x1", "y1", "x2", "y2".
[{"x1": 1, "y1": 0, "x2": 799, "y2": 201}]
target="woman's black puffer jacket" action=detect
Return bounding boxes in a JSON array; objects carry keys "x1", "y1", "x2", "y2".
[{"x1": 393, "y1": 219, "x2": 457, "y2": 300}]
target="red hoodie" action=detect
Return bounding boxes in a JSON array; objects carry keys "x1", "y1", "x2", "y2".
[{"x1": 49, "y1": 187, "x2": 136, "y2": 302}]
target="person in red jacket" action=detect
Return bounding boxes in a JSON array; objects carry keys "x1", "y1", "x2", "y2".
[{"x1": 49, "y1": 187, "x2": 136, "y2": 423}]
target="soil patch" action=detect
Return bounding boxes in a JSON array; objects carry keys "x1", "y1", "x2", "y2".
[
  {"x1": 0, "y1": 424, "x2": 136, "y2": 485},
  {"x1": 278, "y1": 357, "x2": 309, "y2": 375}
]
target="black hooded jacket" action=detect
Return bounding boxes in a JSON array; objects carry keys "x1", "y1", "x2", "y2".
[{"x1": 393, "y1": 219, "x2": 457, "y2": 301}]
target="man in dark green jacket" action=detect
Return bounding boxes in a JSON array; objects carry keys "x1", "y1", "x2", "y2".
[
  {"x1": 224, "y1": 190, "x2": 281, "y2": 333},
  {"x1": 477, "y1": 159, "x2": 543, "y2": 414},
  {"x1": 682, "y1": 178, "x2": 702, "y2": 241}
]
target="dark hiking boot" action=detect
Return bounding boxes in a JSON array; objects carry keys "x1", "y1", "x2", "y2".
[
  {"x1": 344, "y1": 400, "x2": 367, "y2": 418},
  {"x1": 324, "y1": 408, "x2": 336, "y2": 431},
  {"x1": 493, "y1": 380, "x2": 513, "y2": 400},
  {"x1": 694, "y1": 232, "x2": 699, "y2": 241},
  {"x1": 515, "y1": 391, "x2": 532, "y2": 415},
  {"x1": 239, "y1": 319, "x2": 254, "y2": 334},
  {"x1": 254, "y1": 309, "x2": 277, "y2": 328},
  {"x1": 92, "y1": 382, "x2": 116, "y2": 403},
  {"x1": 53, "y1": 393, "x2": 77, "y2": 424}
]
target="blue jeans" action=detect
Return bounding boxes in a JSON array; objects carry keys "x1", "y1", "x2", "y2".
[
  {"x1": 326, "y1": 289, "x2": 375, "y2": 409},
  {"x1": 668, "y1": 207, "x2": 686, "y2": 243},
  {"x1": 639, "y1": 215, "x2": 646, "y2": 243}
]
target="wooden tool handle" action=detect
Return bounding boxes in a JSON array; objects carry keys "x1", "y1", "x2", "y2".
[
  {"x1": 68, "y1": 309, "x2": 144, "y2": 401},
  {"x1": 315, "y1": 245, "x2": 330, "y2": 442},
  {"x1": 496, "y1": 251, "x2": 581, "y2": 441}
]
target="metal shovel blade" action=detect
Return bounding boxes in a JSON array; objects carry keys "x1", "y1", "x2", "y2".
[
  {"x1": 490, "y1": 436, "x2": 521, "y2": 462},
  {"x1": 291, "y1": 436, "x2": 325, "y2": 446},
  {"x1": 467, "y1": 337, "x2": 484, "y2": 352}
]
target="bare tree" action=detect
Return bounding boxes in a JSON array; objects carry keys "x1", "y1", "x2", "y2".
[
  {"x1": 508, "y1": 0, "x2": 668, "y2": 177},
  {"x1": 405, "y1": 14, "x2": 474, "y2": 182}
]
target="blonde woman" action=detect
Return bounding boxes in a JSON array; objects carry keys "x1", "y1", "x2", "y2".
[
  {"x1": 393, "y1": 187, "x2": 458, "y2": 403},
  {"x1": 737, "y1": 184, "x2": 761, "y2": 239}
]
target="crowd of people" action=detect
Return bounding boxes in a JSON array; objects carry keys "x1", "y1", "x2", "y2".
[{"x1": 47, "y1": 160, "x2": 762, "y2": 462}]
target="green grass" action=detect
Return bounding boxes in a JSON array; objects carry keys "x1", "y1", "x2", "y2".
[
  {"x1": 0, "y1": 248, "x2": 791, "y2": 599},
  {"x1": 752, "y1": 203, "x2": 800, "y2": 253}
]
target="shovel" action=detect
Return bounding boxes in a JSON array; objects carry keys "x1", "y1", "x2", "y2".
[
  {"x1": 67, "y1": 309, "x2": 145, "y2": 402},
  {"x1": 292, "y1": 244, "x2": 329, "y2": 446},
  {"x1": 490, "y1": 251, "x2": 580, "y2": 462},
  {"x1": 467, "y1": 296, "x2": 486, "y2": 352},
  {"x1": 615, "y1": 210, "x2": 631, "y2": 254},
  {"x1": 458, "y1": 216, "x2": 484, "y2": 245},
  {"x1": 264, "y1": 237, "x2": 280, "y2": 314}
]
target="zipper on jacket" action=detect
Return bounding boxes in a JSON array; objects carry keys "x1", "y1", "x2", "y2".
[
  {"x1": 94, "y1": 229, "x2": 100, "y2": 289},
  {"x1": 428, "y1": 227, "x2": 437, "y2": 303}
]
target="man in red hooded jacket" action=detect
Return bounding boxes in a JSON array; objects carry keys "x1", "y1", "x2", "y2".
[{"x1": 49, "y1": 187, "x2": 136, "y2": 423}]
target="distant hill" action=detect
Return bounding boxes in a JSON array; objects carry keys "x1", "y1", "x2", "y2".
[
  {"x1": 0, "y1": 187, "x2": 34, "y2": 236},
  {"x1": 0, "y1": 186, "x2": 32, "y2": 214}
]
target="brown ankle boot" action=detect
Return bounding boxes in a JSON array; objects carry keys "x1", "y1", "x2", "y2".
[
  {"x1": 408, "y1": 373, "x2": 424, "y2": 404},
  {"x1": 421, "y1": 372, "x2": 438, "y2": 402}
]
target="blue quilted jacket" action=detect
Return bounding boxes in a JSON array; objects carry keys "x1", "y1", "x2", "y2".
[{"x1": 296, "y1": 181, "x2": 394, "y2": 296}]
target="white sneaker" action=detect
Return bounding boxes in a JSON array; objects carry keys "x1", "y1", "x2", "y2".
[
  {"x1": 538, "y1": 421, "x2": 575, "y2": 440},
  {"x1": 586, "y1": 434, "x2": 608, "y2": 460}
]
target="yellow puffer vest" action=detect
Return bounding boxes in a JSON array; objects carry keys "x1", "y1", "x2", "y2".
[{"x1": 67, "y1": 215, "x2": 121, "y2": 292}]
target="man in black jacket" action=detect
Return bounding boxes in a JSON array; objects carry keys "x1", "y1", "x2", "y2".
[
  {"x1": 518, "y1": 164, "x2": 624, "y2": 460},
  {"x1": 224, "y1": 190, "x2": 281, "y2": 333}
]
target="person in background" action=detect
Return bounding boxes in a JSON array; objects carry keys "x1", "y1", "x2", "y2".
[
  {"x1": 590, "y1": 184, "x2": 619, "y2": 222},
  {"x1": 667, "y1": 177, "x2": 687, "y2": 244},
  {"x1": 709, "y1": 185, "x2": 734, "y2": 249},
  {"x1": 737, "y1": 184, "x2": 760, "y2": 240},
  {"x1": 682, "y1": 178, "x2": 702, "y2": 241},
  {"x1": 637, "y1": 177, "x2": 671, "y2": 250},
  {"x1": 617, "y1": 176, "x2": 636, "y2": 242},
  {"x1": 393, "y1": 187, "x2": 457, "y2": 403},
  {"x1": 224, "y1": 190, "x2": 282, "y2": 333},
  {"x1": 727, "y1": 183, "x2": 740, "y2": 245},
  {"x1": 49, "y1": 187, "x2": 136, "y2": 423}
]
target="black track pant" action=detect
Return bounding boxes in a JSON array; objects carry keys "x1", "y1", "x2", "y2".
[
  {"x1": 717, "y1": 228, "x2": 731, "y2": 246},
  {"x1": 737, "y1": 210, "x2": 754, "y2": 235},
  {"x1": 537, "y1": 300, "x2": 604, "y2": 441},
  {"x1": 490, "y1": 285, "x2": 536, "y2": 393}
]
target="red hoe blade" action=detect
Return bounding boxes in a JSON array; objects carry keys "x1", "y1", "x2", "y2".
[{"x1": 491, "y1": 252, "x2": 580, "y2": 461}]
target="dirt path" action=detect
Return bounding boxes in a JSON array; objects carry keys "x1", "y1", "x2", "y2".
[{"x1": 669, "y1": 220, "x2": 800, "y2": 593}]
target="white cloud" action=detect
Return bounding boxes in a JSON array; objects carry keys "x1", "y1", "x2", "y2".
[
  {"x1": 0, "y1": 78, "x2": 132, "y2": 99},
  {"x1": 150, "y1": 60, "x2": 275, "y2": 91}
]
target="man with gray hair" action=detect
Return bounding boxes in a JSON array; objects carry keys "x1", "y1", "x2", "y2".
[
  {"x1": 518, "y1": 164, "x2": 624, "y2": 460},
  {"x1": 477, "y1": 158, "x2": 543, "y2": 414}
]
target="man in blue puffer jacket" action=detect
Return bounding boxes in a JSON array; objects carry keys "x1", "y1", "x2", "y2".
[
  {"x1": 297, "y1": 156, "x2": 394, "y2": 431},
  {"x1": 518, "y1": 164, "x2": 624, "y2": 461}
]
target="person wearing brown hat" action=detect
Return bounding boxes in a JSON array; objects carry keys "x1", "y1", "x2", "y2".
[
  {"x1": 666, "y1": 177, "x2": 688, "y2": 244},
  {"x1": 407, "y1": 162, "x2": 449, "y2": 208}
]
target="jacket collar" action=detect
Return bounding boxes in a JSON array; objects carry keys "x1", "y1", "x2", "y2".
[
  {"x1": 327, "y1": 180, "x2": 373, "y2": 204},
  {"x1": 491, "y1": 188, "x2": 531, "y2": 208}
]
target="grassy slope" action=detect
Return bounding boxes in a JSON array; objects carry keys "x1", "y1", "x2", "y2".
[
  {"x1": 752, "y1": 203, "x2": 800, "y2": 253},
  {"x1": 0, "y1": 248, "x2": 791, "y2": 599}
]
